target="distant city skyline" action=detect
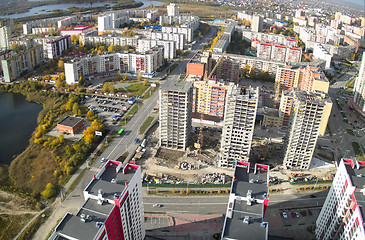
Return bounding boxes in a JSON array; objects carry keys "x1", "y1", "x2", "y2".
[{"x1": 339, "y1": 0, "x2": 365, "y2": 8}]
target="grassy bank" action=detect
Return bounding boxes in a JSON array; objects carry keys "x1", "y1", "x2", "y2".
[{"x1": 139, "y1": 116, "x2": 154, "y2": 134}]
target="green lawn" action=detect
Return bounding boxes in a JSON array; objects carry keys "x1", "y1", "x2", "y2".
[
  {"x1": 120, "y1": 102, "x2": 144, "y2": 126},
  {"x1": 352, "y1": 142, "x2": 365, "y2": 161},
  {"x1": 125, "y1": 83, "x2": 150, "y2": 96},
  {"x1": 139, "y1": 116, "x2": 155, "y2": 134}
]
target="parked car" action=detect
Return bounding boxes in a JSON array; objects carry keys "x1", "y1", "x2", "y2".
[
  {"x1": 101, "y1": 158, "x2": 106, "y2": 163},
  {"x1": 282, "y1": 212, "x2": 288, "y2": 219},
  {"x1": 291, "y1": 212, "x2": 296, "y2": 218},
  {"x1": 153, "y1": 204, "x2": 161, "y2": 208},
  {"x1": 295, "y1": 212, "x2": 300, "y2": 218}
]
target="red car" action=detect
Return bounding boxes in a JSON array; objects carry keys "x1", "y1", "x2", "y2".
[{"x1": 291, "y1": 212, "x2": 296, "y2": 218}]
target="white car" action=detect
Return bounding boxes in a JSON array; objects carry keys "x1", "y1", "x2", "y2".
[
  {"x1": 295, "y1": 212, "x2": 300, "y2": 218},
  {"x1": 282, "y1": 212, "x2": 288, "y2": 219},
  {"x1": 101, "y1": 158, "x2": 106, "y2": 163},
  {"x1": 152, "y1": 204, "x2": 161, "y2": 208}
]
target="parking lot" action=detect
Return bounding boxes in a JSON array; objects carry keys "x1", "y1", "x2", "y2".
[
  {"x1": 84, "y1": 95, "x2": 133, "y2": 124},
  {"x1": 266, "y1": 208, "x2": 320, "y2": 239}
]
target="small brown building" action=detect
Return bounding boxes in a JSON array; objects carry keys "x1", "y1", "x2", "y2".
[{"x1": 57, "y1": 116, "x2": 85, "y2": 135}]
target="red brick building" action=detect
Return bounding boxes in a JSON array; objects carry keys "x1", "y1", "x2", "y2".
[{"x1": 57, "y1": 116, "x2": 85, "y2": 135}]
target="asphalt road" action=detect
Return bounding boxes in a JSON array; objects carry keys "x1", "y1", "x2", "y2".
[{"x1": 326, "y1": 65, "x2": 365, "y2": 161}]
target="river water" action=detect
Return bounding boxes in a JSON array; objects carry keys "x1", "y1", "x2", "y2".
[
  {"x1": 0, "y1": 0, "x2": 162, "y2": 19},
  {"x1": 0, "y1": 92, "x2": 42, "y2": 165}
]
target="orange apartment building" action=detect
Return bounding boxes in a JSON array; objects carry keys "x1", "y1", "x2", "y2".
[
  {"x1": 275, "y1": 65, "x2": 330, "y2": 128},
  {"x1": 192, "y1": 79, "x2": 228, "y2": 118}
]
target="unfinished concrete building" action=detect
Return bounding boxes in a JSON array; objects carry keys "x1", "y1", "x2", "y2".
[
  {"x1": 283, "y1": 89, "x2": 332, "y2": 169},
  {"x1": 219, "y1": 85, "x2": 259, "y2": 168},
  {"x1": 159, "y1": 81, "x2": 193, "y2": 150}
]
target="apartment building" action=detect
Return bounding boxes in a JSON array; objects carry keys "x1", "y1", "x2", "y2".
[
  {"x1": 192, "y1": 79, "x2": 228, "y2": 118},
  {"x1": 274, "y1": 65, "x2": 329, "y2": 100},
  {"x1": 237, "y1": 11, "x2": 254, "y2": 22},
  {"x1": 31, "y1": 27, "x2": 56, "y2": 35},
  {"x1": 98, "y1": 11, "x2": 129, "y2": 34},
  {"x1": 256, "y1": 41, "x2": 302, "y2": 62},
  {"x1": 283, "y1": 89, "x2": 332, "y2": 169},
  {"x1": 251, "y1": 15, "x2": 263, "y2": 33},
  {"x1": 353, "y1": 52, "x2": 365, "y2": 112},
  {"x1": 186, "y1": 51, "x2": 239, "y2": 84},
  {"x1": 219, "y1": 85, "x2": 258, "y2": 168},
  {"x1": 23, "y1": 15, "x2": 74, "y2": 35},
  {"x1": 138, "y1": 39, "x2": 176, "y2": 59},
  {"x1": 57, "y1": 16, "x2": 76, "y2": 29},
  {"x1": 0, "y1": 26, "x2": 11, "y2": 49},
  {"x1": 64, "y1": 47, "x2": 163, "y2": 84},
  {"x1": 221, "y1": 161, "x2": 269, "y2": 240},
  {"x1": 161, "y1": 26, "x2": 193, "y2": 42},
  {"x1": 60, "y1": 25, "x2": 96, "y2": 36},
  {"x1": 2, "y1": 45, "x2": 43, "y2": 82},
  {"x1": 0, "y1": 49, "x2": 11, "y2": 78},
  {"x1": 242, "y1": 30, "x2": 298, "y2": 47},
  {"x1": 167, "y1": 3, "x2": 179, "y2": 17},
  {"x1": 315, "y1": 158, "x2": 365, "y2": 240},
  {"x1": 49, "y1": 161, "x2": 145, "y2": 240},
  {"x1": 150, "y1": 32, "x2": 185, "y2": 50},
  {"x1": 274, "y1": 66, "x2": 301, "y2": 100},
  {"x1": 213, "y1": 34, "x2": 231, "y2": 53},
  {"x1": 313, "y1": 43, "x2": 332, "y2": 69},
  {"x1": 46, "y1": 35, "x2": 71, "y2": 59},
  {"x1": 159, "y1": 81, "x2": 193, "y2": 150},
  {"x1": 80, "y1": 35, "x2": 139, "y2": 48}
]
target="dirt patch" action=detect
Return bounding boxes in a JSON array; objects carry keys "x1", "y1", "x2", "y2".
[{"x1": 155, "y1": 148, "x2": 185, "y2": 168}]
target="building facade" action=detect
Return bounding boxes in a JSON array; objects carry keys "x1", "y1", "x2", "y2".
[
  {"x1": 161, "y1": 26, "x2": 193, "y2": 42},
  {"x1": 251, "y1": 15, "x2": 263, "y2": 33},
  {"x1": 2, "y1": 45, "x2": 43, "y2": 82},
  {"x1": 47, "y1": 35, "x2": 71, "y2": 59},
  {"x1": 167, "y1": 3, "x2": 179, "y2": 17},
  {"x1": 150, "y1": 31, "x2": 185, "y2": 50},
  {"x1": 283, "y1": 90, "x2": 331, "y2": 169},
  {"x1": 315, "y1": 158, "x2": 365, "y2": 240},
  {"x1": 219, "y1": 85, "x2": 258, "y2": 168},
  {"x1": 222, "y1": 161, "x2": 270, "y2": 240},
  {"x1": 64, "y1": 47, "x2": 163, "y2": 84},
  {"x1": 0, "y1": 26, "x2": 11, "y2": 49},
  {"x1": 354, "y1": 52, "x2": 365, "y2": 112},
  {"x1": 57, "y1": 116, "x2": 85, "y2": 135},
  {"x1": 256, "y1": 41, "x2": 302, "y2": 62},
  {"x1": 49, "y1": 161, "x2": 145, "y2": 240},
  {"x1": 159, "y1": 81, "x2": 193, "y2": 150},
  {"x1": 80, "y1": 35, "x2": 139, "y2": 48},
  {"x1": 138, "y1": 39, "x2": 176, "y2": 59},
  {"x1": 192, "y1": 79, "x2": 227, "y2": 118}
]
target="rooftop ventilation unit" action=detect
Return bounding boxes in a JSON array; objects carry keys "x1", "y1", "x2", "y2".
[{"x1": 243, "y1": 216, "x2": 251, "y2": 224}]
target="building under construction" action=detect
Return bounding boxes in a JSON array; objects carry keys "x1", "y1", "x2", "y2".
[
  {"x1": 219, "y1": 85, "x2": 259, "y2": 168},
  {"x1": 159, "y1": 81, "x2": 193, "y2": 150},
  {"x1": 283, "y1": 89, "x2": 332, "y2": 169}
]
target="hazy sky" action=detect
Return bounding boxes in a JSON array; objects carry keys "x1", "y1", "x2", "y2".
[{"x1": 339, "y1": 0, "x2": 365, "y2": 8}]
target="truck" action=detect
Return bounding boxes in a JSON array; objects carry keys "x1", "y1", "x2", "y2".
[{"x1": 141, "y1": 139, "x2": 147, "y2": 148}]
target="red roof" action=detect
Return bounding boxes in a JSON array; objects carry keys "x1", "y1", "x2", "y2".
[{"x1": 60, "y1": 25, "x2": 95, "y2": 32}]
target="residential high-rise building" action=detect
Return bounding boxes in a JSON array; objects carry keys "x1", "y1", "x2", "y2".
[
  {"x1": 274, "y1": 66, "x2": 301, "y2": 100},
  {"x1": 47, "y1": 35, "x2": 71, "y2": 59},
  {"x1": 219, "y1": 85, "x2": 258, "y2": 168},
  {"x1": 167, "y1": 3, "x2": 179, "y2": 17},
  {"x1": 138, "y1": 38, "x2": 176, "y2": 59},
  {"x1": 275, "y1": 65, "x2": 329, "y2": 100},
  {"x1": 192, "y1": 79, "x2": 228, "y2": 118},
  {"x1": 0, "y1": 26, "x2": 11, "y2": 49},
  {"x1": 221, "y1": 161, "x2": 270, "y2": 240},
  {"x1": 251, "y1": 15, "x2": 263, "y2": 33},
  {"x1": 315, "y1": 158, "x2": 365, "y2": 240},
  {"x1": 49, "y1": 161, "x2": 145, "y2": 240},
  {"x1": 283, "y1": 89, "x2": 332, "y2": 169},
  {"x1": 353, "y1": 52, "x2": 365, "y2": 112},
  {"x1": 159, "y1": 81, "x2": 193, "y2": 150},
  {"x1": 256, "y1": 42, "x2": 302, "y2": 62},
  {"x1": 2, "y1": 45, "x2": 43, "y2": 82}
]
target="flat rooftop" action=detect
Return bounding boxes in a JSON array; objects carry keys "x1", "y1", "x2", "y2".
[
  {"x1": 85, "y1": 162, "x2": 136, "y2": 201},
  {"x1": 223, "y1": 210, "x2": 267, "y2": 240},
  {"x1": 160, "y1": 81, "x2": 193, "y2": 93},
  {"x1": 345, "y1": 164, "x2": 365, "y2": 189},
  {"x1": 55, "y1": 198, "x2": 113, "y2": 240},
  {"x1": 232, "y1": 166, "x2": 268, "y2": 200},
  {"x1": 58, "y1": 116, "x2": 83, "y2": 127}
]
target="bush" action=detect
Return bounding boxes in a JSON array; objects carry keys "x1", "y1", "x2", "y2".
[
  {"x1": 41, "y1": 183, "x2": 57, "y2": 199},
  {"x1": 179, "y1": 188, "x2": 184, "y2": 194}
]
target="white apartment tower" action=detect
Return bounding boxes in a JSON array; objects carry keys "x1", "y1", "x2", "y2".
[
  {"x1": 159, "y1": 81, "x2": 193, "y2": 150},
  {"x1": 283, "y1": 89, "x2": 331, "y2": 169},
  {"x1": 315, "y1": 158, "x2": 365, "y2": 240},
  {"x1": 167, "y1": 3, "x2": 179, "y2": 17},
  {"x1": 251, "y1": 15, "x2": 263, "y2": 33},
  {"x1": 354, "y1": 52, "x2": 365, "y2": 112},
  {"x1": 0, "y1": 26, "x2": 11, "y2": 49},
  {"x1": 219, "y1": 85, "x2": 259, "y2": 168}
]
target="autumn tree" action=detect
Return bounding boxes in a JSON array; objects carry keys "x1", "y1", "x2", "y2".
[
  {"x1": 108, "y1": 44, "x2": 116, "y2": 52},
  {"x1": 103, "y1": 82, "x2": 115, "y2": 93},
  {"x1": 241, "y1": 64, "x2": 250, "y2": 78},
  {"x1": 41, "y1": 183, "x2": 57, "y2": 199},
  {"x1": 137, "y1": 72, "x2": 143, "y2": 82},
  {"x1": 58, "y1": 60, "x2": 64, "y2": 71},
  {"x1": 72, "y1": 102, "x2": 80, "y2": 115},
  {"x1": 249, "y1": 66, "x2": 256, "y2": 79}
]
